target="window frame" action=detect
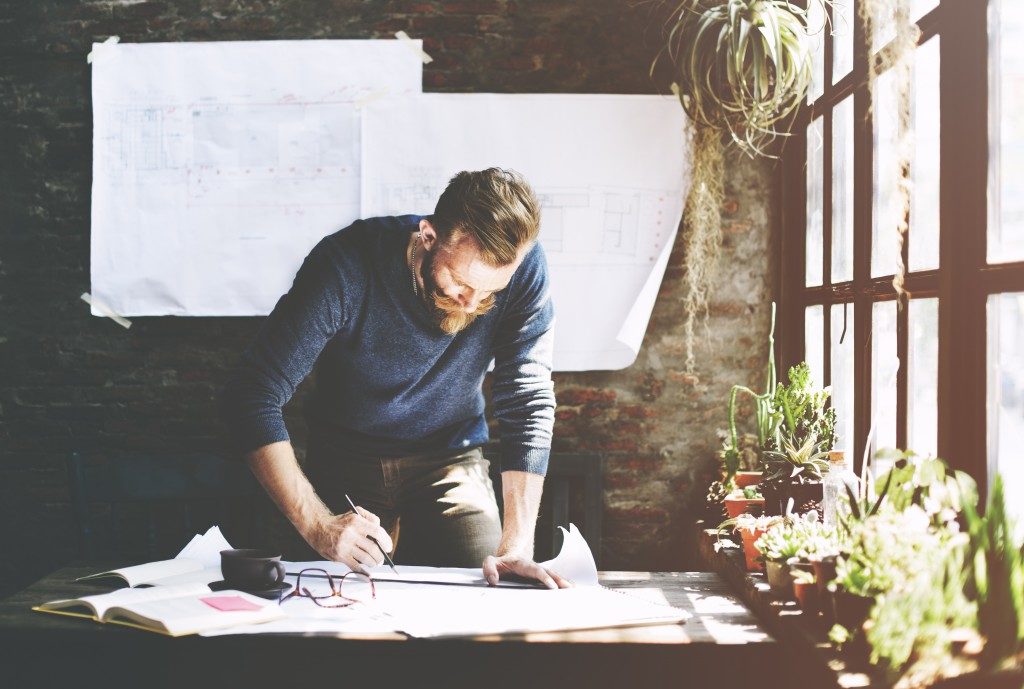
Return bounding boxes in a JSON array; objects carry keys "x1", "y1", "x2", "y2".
[{"x1": 778, "y1": 0, "x2": 1024, "y2": 495}]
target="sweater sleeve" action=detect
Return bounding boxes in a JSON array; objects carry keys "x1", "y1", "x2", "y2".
[
  {"x1": 220, "y1": 240, "x2": 346, "y2": 455},
  {"x1": 490, "y1": 243, "x2": 556, "y2": 475}
]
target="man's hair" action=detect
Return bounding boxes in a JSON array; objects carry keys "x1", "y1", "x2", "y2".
[{"x1": 431, "y1": 168, "x2": 541, "y2": 266}]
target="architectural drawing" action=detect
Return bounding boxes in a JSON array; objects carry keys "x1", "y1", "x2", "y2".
[{"x1": 89, "y1": 40, "x2": 423, "y2": 317}]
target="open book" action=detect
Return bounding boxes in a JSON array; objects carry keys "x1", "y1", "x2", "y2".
[
  {"x1": 33, "y1": 583, "x2": 284, "y2": 636},
  {"x1": 76, "y1": 526, "x2": 231, "y2": 587}
]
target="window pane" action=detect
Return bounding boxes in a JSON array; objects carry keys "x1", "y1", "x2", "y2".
[
  {"x1": 989, "y1": 0, "x2": 1024, "y2": 263},
  {"x1": 872, "y1": 68, "x2": 901, "y2": 278},
  {"x1": 912, "y1": 0, "x2": 938, "y2": 22},
  {"x1": 909, "y1": 37, "x2": 940, "y2": 272},
  {"x1": 807, "y1": 117, "x2": 824, "y2": 286},
  {"x1": 871, "y1": 0, "x2": 937, "y2": 53},
  {"x1": 832, "y1": 0, "x2": 854, "y2": 83},
  {"x1": 908, "y1": 298, "x2": 938, "y2": 456},
  {"x1": 872, "y1": 3, "x2": 895, "y2": 54},
  {"x1": 833, "y1": 96, "x2": 854, "y2": 283},
  {"x1": 805, "y1": 305, "x2": 825, "y2": 389},
  {"x1": 808, "y1": 0, "x2": 826, "y2": 103},
  {"x1": 831, "y1": 303, "x2": 855, "y2": 457},
  {"x1": 987, "y1": 293, "x2": 1024, "y2": 529},
  {"x1": 872, "y1": 301, "x2": 899, "y2": 454}
]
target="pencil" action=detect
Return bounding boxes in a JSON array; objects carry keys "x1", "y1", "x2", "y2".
[{"x1": 344, "y1": 494, "x2": 399, "y2": 576}]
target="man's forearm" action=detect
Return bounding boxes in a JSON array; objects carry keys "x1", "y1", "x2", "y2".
[
  {"x1": 496, "y1": 470, "x2": 545, "y2": 558},
  {"x1": 245, "y1": 440, "x2": 332, "y2": 541}
]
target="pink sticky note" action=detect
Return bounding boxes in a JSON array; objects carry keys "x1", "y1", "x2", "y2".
[{"x1": 200, "y1": 595, "x2": 263, "y2": 612}]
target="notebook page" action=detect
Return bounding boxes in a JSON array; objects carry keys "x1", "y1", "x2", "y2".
[
  {"x1": 38, "y1": 583, "x2": 210, "y2": 619},
  {"x1": 76, "y1": 559, "x2": 204, "y2": 587},
  {"x1": 109, "y1": 591, "x2": 284, "y2": 636}
]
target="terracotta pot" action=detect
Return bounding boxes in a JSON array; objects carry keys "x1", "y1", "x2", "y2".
[
  {"x1": 832, "y1": 590, "x2": 874, "y2": 632},
  {"x1": 812, "y1": 556, "x2": 838, "y2": 625},
  {"x1": 723, "y1": 495, "x2": 765, "y2": 519},
  {"x1": 734, "y1": 471, "x2": 763, "y2": 489},
  {"x1": 789, "y1": 559, "x2": 818, "y2": 612},
  {"x1": 765, "y1": 560, "x2": 793, "y2": 595},
  {"x1": 792, "y1": 579, "x2": 819, "y2": 614},
  {"x1": 738, "y1": 527, "x2": 766, "y2": 571}
]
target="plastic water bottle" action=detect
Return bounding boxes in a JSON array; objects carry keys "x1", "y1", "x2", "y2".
[{"x1": 822, "y1": 450, "x2": 857, "y2": 526}]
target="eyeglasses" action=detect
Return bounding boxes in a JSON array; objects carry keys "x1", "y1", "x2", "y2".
[{"x1": 279, "y1": 568, "x2": 377, "y2": 608}]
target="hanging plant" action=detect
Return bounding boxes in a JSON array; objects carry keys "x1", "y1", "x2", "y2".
[
  {"x1": 653, "y1": 0, "x2": 826, "y2": 372},
  {"x1": 859, "y1": 0, "x2": 920, "y2": 305}
]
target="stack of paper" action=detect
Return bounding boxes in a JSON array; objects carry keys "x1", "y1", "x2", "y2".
[
  {"x1": 202, "y1": 524, "x2": 688, "y2": 638},
  {"x1": 76, "y1": 526, "x2": 232, "y2": 587}
]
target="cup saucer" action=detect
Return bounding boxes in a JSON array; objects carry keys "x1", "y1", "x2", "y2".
[{"x1": 209, "y1": 580, "x2": 292, "y2": 600}]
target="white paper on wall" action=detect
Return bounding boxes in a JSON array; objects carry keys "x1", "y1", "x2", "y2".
[
  {"x1": 89, "y1": 39, "x2": 423, "y2": 316},
  {"x1": 360, "y1": 93, "x2": 691, "y2": 371}
]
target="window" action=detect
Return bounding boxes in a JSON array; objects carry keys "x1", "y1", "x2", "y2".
[
  {"x1": 780, "y1": 1, "x2": 1024, "y2": 501},
  {"x1": 988, "y1": 0, "x2": 1024, "y2": 516}
]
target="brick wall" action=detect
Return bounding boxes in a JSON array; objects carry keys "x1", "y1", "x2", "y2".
[{"x1": 0, "y1": 0, "x2": 775, "y2": 594}]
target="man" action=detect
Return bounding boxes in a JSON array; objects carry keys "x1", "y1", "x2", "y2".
[{"x1": 221, "y1": 168, "x2": 569, "y2": 588}]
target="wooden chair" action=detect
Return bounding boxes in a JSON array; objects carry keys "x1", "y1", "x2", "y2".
[
  {"x1": 66, "y1": 450, "x2": 263, "y2": 560},
  {"x1": 489, "y1": 452, "x2": 605, "y2": 567}
]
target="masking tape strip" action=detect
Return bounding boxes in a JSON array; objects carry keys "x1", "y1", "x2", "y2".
[
  {"x1": 81, "y1": 293, "x2": 132, "y2": 329},
  {"x1": 355, "y1": 87, "x2": 391, "y2": 108},
  {"x1": 86, "y1": 35, "x2": 120, "y2": 64},
  {"x1": 394, "y1": 31, "x2": 433, "y2": 64}
]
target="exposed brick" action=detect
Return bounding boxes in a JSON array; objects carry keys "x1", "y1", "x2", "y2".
[
  {"x1": 616, "y1": 404, "x2": 658, "y2": 419},
  {"x1": 556, "y1": 388, "x2": 616, "y2": 405},
  {"x1": 554, "y1": 408, "x2": 578, "y2": 422},
  {"x1": 441, "y1": 34, "x2": 480, "y2": 51},
  {"x1": 441, "y1": 1, "x2": 506, "y2": 14}
]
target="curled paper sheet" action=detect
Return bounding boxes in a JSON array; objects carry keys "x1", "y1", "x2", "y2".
[
  {"x1": 360, "y1": 93, "x2": 689, "y2": 371},
  {"x1": 540, "y1": 523, "x2": 599, "y2": 587}
]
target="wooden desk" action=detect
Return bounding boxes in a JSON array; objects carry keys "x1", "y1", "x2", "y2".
[{"x1": 0, "y1": 562, "x2": 781, "y2": 689}]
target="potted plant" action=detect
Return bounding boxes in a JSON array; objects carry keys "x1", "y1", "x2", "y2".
[
  {"x1": 791, "y1": 567, "x2": 818, "y2": 614},
  {"x1": 653, "y1": 3, "x2": 826, "y2": 371},
  {"x1": 759, "y1": 362, "x2": 837, "y2": 515},
  {"x1": 723, "y1": 484, "x2": 764, "y2": 518},
  {"x1": 729, "y1": 433, "x2": 763, "y2": 488},
  {"x1": 756, "y1": 511, "x2": 837, "y2": 596},
  {"x1": 755, "y1": 519, "x2": 803, "y2": 595},
  {"x1": 704, "y1": 303, "x2": 780, "y2": 519},
  {"x1": 761, "y1": 434, "x2": 830, "y2": 515},
  {"x1": 830, "y1": 505, "x2": 934, "y2": 638},
  {"x1": 719, "y1": 513, "x2": 783, "y2": 572}
]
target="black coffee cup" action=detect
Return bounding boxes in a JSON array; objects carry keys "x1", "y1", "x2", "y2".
[{"x1": 220, "y1": 549, "x2": 286, "y2": 590}]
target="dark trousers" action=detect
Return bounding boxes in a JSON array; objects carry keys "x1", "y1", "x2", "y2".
[{"x1": 293, "y1": 436, "x2": 502, "y2": 568}]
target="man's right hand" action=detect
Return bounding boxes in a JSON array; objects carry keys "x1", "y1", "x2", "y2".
[{"x1": 304, "y1": 506, "x2": 393, "y2": 573}]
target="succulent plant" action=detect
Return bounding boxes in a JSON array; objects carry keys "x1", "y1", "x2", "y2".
[{"x1": 762, "y1": 434, "x2": 830, "y2": 484}]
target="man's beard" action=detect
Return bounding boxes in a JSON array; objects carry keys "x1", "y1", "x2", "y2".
[{"x1": 420, "y1": 249, "x2": 497, "y2": 335}]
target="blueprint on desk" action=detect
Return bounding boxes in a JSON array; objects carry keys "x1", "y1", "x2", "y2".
[
  {"x1": 360, "y1": 93, "x2": 692, "y2": 371},
  {"x1": 89, "y1": 39, "x2": 422, "y2": 316}
]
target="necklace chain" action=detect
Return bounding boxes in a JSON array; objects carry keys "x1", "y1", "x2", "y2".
[{"x1": 409, "y1": 234, "x2": 420, "y2": 297}]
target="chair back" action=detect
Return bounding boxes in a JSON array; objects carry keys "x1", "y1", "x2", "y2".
[
  {"x1": 66, "y1": 450, "x2": 262, "y2": 560},
  {"x1": 489, "y1": 452, "x2": 604, "y2": 567}
]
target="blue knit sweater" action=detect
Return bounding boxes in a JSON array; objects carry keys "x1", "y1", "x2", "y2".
[{"x1": 220, "y1": 214, "x2": 556, "y2": 475}]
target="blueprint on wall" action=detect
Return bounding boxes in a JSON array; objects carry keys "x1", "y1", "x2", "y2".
[
  {"x1": 361, "y1": 93, "x2": 692, "y2": 371},
  {"x1": 89, "y1": 39, "x2": 423, "y2": 316}
]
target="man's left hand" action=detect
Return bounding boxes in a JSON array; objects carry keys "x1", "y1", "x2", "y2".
[{"x1": 482, "y1": 554, "x2": 573, "y2": 589}]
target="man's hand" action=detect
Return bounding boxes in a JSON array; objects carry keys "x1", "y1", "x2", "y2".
[
  {"x1": 482, "y1": 553, "x2": 572, "y2": 589},
  {"x1": 304, "y1": 506, "x2": 393, "y2": 574}
]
